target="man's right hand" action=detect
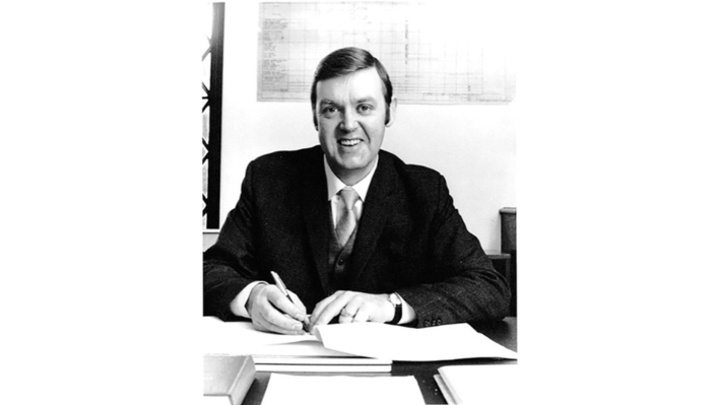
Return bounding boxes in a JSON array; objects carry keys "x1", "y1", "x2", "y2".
[{"x1": 246, "y1": 283, "x2": 309, "y2": 335}]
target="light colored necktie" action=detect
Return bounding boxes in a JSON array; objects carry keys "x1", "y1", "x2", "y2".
[{"x1": 335, "y1": 187, "x2": 359, "y2": 247}]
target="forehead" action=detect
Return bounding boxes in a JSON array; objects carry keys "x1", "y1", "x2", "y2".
[{"x1": 315, "y1": 67, "x2": 385, "y2": 103}]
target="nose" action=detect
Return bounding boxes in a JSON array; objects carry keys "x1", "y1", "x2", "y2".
[{"x1": 339, "y1": 110, "x2": 358, "y2": 132}]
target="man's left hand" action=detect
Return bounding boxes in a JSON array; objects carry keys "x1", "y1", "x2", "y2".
[{"x1": 310, "y1": 290, "x2": 393, "y2": 329}]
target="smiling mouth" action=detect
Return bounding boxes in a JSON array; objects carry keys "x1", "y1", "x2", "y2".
[{"x1": 338, "y1": 139, "x2": 361, "y2": 147}]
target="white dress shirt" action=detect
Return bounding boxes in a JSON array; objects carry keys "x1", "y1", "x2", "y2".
[{"x1": 324, "y1": 155, "x2": 378, "y2": 226}]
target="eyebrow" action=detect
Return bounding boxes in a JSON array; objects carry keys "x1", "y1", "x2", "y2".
[
  {"x1": 355, "y1": 97, "x2": 377, "y2": 105},
  {"x1": 318, "y1": 97, "x2": 377, "y2": 106}
]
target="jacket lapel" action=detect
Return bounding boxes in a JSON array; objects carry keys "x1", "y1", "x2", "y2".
[
  {"x1": 300, "y1": 148, "x2": 332, "y2": 294},
  {"x1": 347, "y1": 152, "x2": 399, "y2": 287}
]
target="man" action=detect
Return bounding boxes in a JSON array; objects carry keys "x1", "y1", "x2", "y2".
[{"x1": 203, "y1": 47, "x2": 510, "y2": 335}]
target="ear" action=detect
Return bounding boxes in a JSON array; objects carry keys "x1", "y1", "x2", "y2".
[{"x1": 385, "y1": 97, "x2": 397, "y2": 127}]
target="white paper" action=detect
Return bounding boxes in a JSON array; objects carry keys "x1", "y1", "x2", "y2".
[
  {"x1": 202, "y1": 316, "x2": 317, "y2": 354},
  {"x1": 438, "y1": 364, "x2": 520, "y2": 404},
  {"x1": 249, "y1": 340, "x2": 355, "y2": 358},
  {"x1": 261, "y1": 373, "x2": 425, "y2": 405},
  {"x1": 203, "y1": 317, "x2": 517, "y2": 361},
  {"x1": 314, "y1": 322, "x2": 517, "y2": 361}
]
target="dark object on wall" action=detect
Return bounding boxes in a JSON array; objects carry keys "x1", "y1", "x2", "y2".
[
  {"x1": 499, "y1": 207, "x2": 517, "y2": 317},
  {"x1": 499, "y1": 207, "x2": 516, "y2": 254},
  {"x1": 202, "y1": 3, "x2": 225, "y2": 230}
]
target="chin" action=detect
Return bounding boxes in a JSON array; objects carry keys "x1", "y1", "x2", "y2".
[{"x1": 340, "y1": 157, "x2": 369, "y2": 171}]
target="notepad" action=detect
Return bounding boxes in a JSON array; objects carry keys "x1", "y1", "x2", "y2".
[
  {"x1": 203, "y1": 319, "x2": 390, "y2": 372},
  {"x1": 251, "y1": 340, "x2": 391, "y2": 373},
  {"x1": 435, "y1": 364, "x2": 519, "y2": 404},
  {"x1": 261, "y1": 373, "x2": 425, "y2": 405}
]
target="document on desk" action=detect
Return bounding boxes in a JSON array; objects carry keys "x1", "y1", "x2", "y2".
[
  {"x1": 203, "y1": 317, "x2": 516, "y2": 361},
  {"x1": 203, "y1": 316, "x2": 318, "y2": 354},
  {"x1": 314, "y1": 322, "x2": 517, "y2": 361},
  {"x1": 261, "y1": 373, "x2": 425, "y2": 405},
  {"x1": 435, "y1": 364, "x2": 519, "y2": 404},
  {"x1": 203, "y1": 317, "x2": 390, "y2": 372},
  {"x1": 250, "y1": 341, "x2": 391, "y2": 373}
]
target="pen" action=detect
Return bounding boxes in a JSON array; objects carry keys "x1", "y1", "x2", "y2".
[{"x1": 270, "y1": 271, "x2": 311, "y2": 332}]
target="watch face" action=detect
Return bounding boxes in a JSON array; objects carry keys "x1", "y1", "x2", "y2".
[{"x1": 389, "y1": 293, "x2": 401, "y2": 306}]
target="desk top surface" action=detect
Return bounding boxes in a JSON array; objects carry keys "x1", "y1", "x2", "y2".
[{"x1": 242, "y1": 317, "x2": 517, "y2": 405}]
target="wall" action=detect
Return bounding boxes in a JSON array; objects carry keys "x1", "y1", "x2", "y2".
[{"x1": 208, "y1": 0, "x2": 516, "y2": 253}]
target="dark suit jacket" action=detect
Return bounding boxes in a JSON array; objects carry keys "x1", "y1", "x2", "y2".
[{"x1": 203, "y1": 146, "x2": 510, "y2": 327}]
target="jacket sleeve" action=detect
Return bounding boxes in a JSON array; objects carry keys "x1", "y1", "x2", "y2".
[
  {"x1": 396, "y1": 175, "x2": 511, "y2": 327},
  {"x1": 203, "y1": 162, "x2": 264, "y2": 321}
]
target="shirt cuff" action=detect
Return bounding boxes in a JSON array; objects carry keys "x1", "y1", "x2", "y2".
[{"x1": 231, "y1": 281, "x2": 267, "y2": 318}]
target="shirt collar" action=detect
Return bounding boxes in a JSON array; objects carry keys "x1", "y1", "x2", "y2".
[{"x1": 324, "y1": 156, "x2": 379, "y2": 202}]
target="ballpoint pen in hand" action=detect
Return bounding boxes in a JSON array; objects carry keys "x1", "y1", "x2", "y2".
[{"x1": 270, "y1": 271, "x2": 311, "y2": 332}]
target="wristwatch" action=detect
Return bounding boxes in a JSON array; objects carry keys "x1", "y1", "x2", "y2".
[{"x1": 386, "y1": 292, "x2": 403, "y2": 325}]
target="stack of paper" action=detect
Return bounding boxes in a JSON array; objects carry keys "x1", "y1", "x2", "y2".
[
  {"x1": 203, "y1": 318, "x2": 390, "y2": 373},
  {"x1": 203, "y1": 317, "x2": 517, "y2": 373},
  {"x1": 250, "y1": 340, "x2": 391, "y2": 373}
]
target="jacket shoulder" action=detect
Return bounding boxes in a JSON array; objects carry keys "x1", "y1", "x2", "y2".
[
  {"x1": 380, "y1": 150, "x2": 445, "y2": 185},
  {"x1": 246, "y1": 146, "x2": 323, "y2": 180},
  {"x1": 251, "y1": 146, "x2": 321, "y2": 168}
]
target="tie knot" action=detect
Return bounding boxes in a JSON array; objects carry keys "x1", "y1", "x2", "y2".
[{"x1": 338, "y1": 187, "x2": 359, "y2": 210}]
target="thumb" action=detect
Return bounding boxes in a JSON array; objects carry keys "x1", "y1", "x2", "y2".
[{"x1": 287, "y1": 290, "x2": 308, "y2": 320}]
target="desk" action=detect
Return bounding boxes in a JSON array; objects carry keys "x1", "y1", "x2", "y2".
[{"x1": 241, "y1": 317, "x2": 517, "y2": 405}]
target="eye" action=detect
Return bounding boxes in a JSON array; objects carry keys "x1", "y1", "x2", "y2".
[
  {"x1": 357, "y1": 104, "x2": 373, "y2": 114},
  {"x1": 321, "y1": 106, "x2": 338, "y2": 117}
]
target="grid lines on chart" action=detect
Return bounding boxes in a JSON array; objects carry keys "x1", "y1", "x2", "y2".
[{"x1": 257, "y1": 2, "x2": 513, "y2": 104}]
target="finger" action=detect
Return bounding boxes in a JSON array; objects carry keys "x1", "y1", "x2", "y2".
[
  {"x1": 266, "y1": 287, "x2": 307, "y2": 323},
  {"x1": 342, "y1": 299, "x2": 361, "y2": 318},
  {"x1": 352, "y1": 305, "x2": 371, "y2": 323},
  {"x1": 287, "y1": 290, "x2": 308, "y2": 321},
  {"x1": 338, "y1": 298, "x2": 361, "y2": 324},
  {"x1": 253, "y1": 289, "x2": 305, "y2": 334},
  {"x1": 313, "y1": 292, "x2": 352, "y2": 326},
  {"x1": 338, "y1": 306, "x2": 355, "y2": 324},
  {"x1": 257, "y1": 304, "x2": 305, "y2": 335},
  {"x1": 310, "y1": 291, "x2": 342, "y2": 324},
  {"x1": 253, "y1": 314, "x2": 292, "y2": 334},
  {"x1": 251, "y1": 308, "x2": 283, "y2": 334}
]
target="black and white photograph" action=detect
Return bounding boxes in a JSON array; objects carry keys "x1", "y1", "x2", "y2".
[
  {"x1": 202, "y1": 2, "x2": 516, "y2": 402},
  {"x1": 3, "y1": 1, "x2": 718, "y2": 404}
]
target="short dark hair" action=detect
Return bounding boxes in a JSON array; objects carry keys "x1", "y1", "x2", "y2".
[{"x1": 310, "y1": 47, "x2": 393, "y2": 128}]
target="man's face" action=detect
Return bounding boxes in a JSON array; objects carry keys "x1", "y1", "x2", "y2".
[{"x1": 315, "y1": 67, "x2": 394, "y2": 185}]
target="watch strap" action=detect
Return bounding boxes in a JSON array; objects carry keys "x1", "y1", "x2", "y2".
[{"x1": 388, "y1": 293, "x2": 402, "y2": 324}]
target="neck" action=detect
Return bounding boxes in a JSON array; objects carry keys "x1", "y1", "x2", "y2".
[
  {"x1": 330, "y1": 159, "x2": 377, "y2": 187},
  {"x1": 337, "y1": 171, "x2": 367, "y2": 187}
]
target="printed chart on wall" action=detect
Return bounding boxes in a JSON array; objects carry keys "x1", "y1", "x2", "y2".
[{"x1": 257, "y1": 1, "x2": 514, "y2": 104}]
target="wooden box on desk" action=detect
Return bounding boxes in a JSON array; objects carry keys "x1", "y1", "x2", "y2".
[
  {"x1": 500, "y1": 207, "x2": 517, "y2": 317},
  {"x1": 204, "y1": 355, "x2": 256, "y2": 405},
  {"x1": 499, "y1": 207, "x2": 516, "y2": 254}
]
